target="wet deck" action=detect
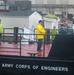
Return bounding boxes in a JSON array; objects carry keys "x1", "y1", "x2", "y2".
[{"x1": 0, "y1": 43, "x2": 52, "y2": 57}]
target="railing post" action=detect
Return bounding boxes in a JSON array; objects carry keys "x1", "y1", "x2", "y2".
[
  {"x1": 43, "y1": 35, "x2": 45, "y2": 57},
  {"x1": 3, "y1": 28, "x2": 5, "y2": 43},
  {"x1": 20, "y1": 34, "x2": 21, "y2": 56},
  {"x1": 14, "y1": 27, "x2": 18, "y2": 43}
]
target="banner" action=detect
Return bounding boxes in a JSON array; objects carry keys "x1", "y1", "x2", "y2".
[{"x1": 0, "y1": 56, "x2": 74, "y2": 74}]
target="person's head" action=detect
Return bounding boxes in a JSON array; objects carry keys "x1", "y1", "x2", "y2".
[
  {"x1": 38, "y1": 20, "x2": 43, "y2": 25},
  {"x1": 0, "y1": 19, "x2": 1, "y2": 23},
  {"x1": 53, "y1": 26, "x2": 56, "y2": 29},
  {"x1": 61, "y1": 25, "x2": 66, "y2": 30},
  {"x1": 61, "y1": 25, "x2": 64, "y2": 28}
]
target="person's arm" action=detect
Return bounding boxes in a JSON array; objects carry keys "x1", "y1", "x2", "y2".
[{"x1": 38, "y1": 26, "x2": 46, "y2": 34}]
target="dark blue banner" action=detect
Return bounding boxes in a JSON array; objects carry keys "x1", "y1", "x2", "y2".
[{"x1": 0, "y1": 56, "x2": 74, "y2": 75}]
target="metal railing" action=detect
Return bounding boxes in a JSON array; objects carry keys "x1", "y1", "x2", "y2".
[
  {"x1": 0, "y1": 32, "x2": 48, "y2": 57},
  {"x1": 0, "y1": 28, "x2": 74, "y2": 57}
]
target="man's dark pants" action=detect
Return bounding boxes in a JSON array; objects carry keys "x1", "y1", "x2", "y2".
[{"x1": 37, "y1": 39, "x2": 43, "y2": 51}]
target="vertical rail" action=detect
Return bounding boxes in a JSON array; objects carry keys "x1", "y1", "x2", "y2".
[
  {"x1": 19, "y1": 34, "x2": 21, "y2": 56},
  {"x1": 3, "y1": 29, "x2": 5, "y2": 43},
  {"x1": 43, "y1": 35, "x2": 45, "y2": 57}
]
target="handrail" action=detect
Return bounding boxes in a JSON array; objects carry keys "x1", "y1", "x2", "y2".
[{"x1": 0, "y1": 27, "x2": 74, "y2": 57}]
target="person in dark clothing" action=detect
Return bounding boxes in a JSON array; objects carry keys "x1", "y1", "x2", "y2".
[
  {"x1": 59, "y1": 25, "x2": 66, "y2": 34},
  {"x1": 65, "y1": 25, "x2": 71, "y2": 34}
]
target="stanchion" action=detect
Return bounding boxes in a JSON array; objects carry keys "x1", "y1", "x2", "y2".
[
  {"x1": 19, "y1": 34, "x2": 21, "y2": 56},
  {"x1": 43, "y1": 35, "x2": 45, "y2": 57},
  {"x1": 14, "y1": 27, "x2": 18, "y2": 43}
]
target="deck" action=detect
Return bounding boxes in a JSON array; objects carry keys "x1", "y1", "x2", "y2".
[{"x1": 0, "y1": 42, "x2": 52, "y2": 57}]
